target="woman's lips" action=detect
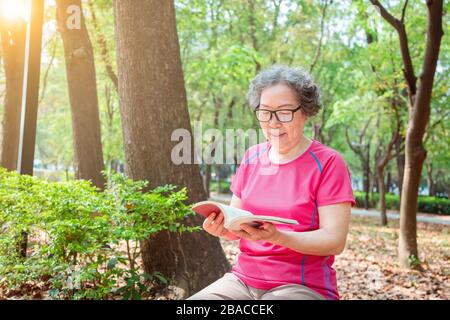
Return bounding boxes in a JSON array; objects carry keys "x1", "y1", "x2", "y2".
[{"x1": 270, "y1": 132, "x2": 286, "y2": 138}]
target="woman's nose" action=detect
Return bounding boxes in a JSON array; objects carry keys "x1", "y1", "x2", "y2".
[{"x1": 268, "y1": 114, "x2": 281, "y2": 126}]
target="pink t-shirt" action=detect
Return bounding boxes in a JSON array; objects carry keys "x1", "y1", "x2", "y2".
[{"x1": 230, "y1": 139, "x2": 355, "y2": 300}]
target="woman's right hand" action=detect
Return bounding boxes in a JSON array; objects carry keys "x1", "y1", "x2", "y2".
[{"x1": 202, "y1": 211, "x2": 229, "y2": 238}]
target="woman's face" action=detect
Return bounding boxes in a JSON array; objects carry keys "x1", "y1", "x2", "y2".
[{"x1": 258, "y1": 83, "x2": 307, "y2": 154}]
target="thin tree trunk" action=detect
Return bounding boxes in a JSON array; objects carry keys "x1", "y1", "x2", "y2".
[
  {"x1": 345, "y1": 126, "x2": 371, "y2": 210},
  {"x1": 377, "y1": 167, "x2": 387, "y2": 226},
  {"x1": 372, "y1": 169, "x2": 379, "y2": 194},
  {"x1": 363, "y1": 157, "x2": 370, "y2": 210},
  {"x1": 309, "y1": 0, "x2": 330, "y2": 73},
  {"x1": 204, "y1": 164, "x2": 211, "y2": 198},
  {"x1": 0, "y1": 21, "x2": 26, "y2": 171},
  {"x1": 398, "y1": 0, "x2": 443, "y2": 269},
  {"x1": 56, "y1": 0, "x2": 105, "y2": 189},
  {"x1": 86, "y1": 0, "x2": 119, "y2": 92},
  {"x1": 114, "y1": 0, "x2": 229, "y2": 298},
  {"x1": 387, "y1": 170, "x2": 392, "y2": 193},
  {"x1": 395, "y1": 136, "x2": 405, "y2": 198},
  {"x1": 217, "y1": 165, "x2": 222, "y2": 193},
  {"x1": 247, "y1": 0, "x2": 261, "y2": 72},
  {"x1": 204, "y1": 97, "x2": 221, "y2": 198},
  {"x1": 375, "y1": 136, "x2": 398, "y2": 226},
  {"x1": 371, "y1": 0, "x2": 444, "y2": 268},
  {"x1": 426, "y1": 161, "x2": 435, "y2": 196}
]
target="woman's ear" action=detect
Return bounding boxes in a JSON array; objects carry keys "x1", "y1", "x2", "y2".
[{"x1": 300, "y1": 109, "x2": 308, "y2": 120}]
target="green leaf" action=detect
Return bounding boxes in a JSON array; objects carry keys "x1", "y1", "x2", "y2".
[{"x1": 107, "y1": 257, "x2": 118, "y2": 270}]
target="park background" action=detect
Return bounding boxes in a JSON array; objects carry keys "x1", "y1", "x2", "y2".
[{"x1": 0, "y1": 0, "x2": 448, "y2": 299}]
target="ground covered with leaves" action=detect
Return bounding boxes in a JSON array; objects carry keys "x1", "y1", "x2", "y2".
[
  {"x1": 221, "y1": 215, "x2": 449, "y2": 300},
  {"x1": 1, "y1": 215, "x2": 448, "y2": 300}
]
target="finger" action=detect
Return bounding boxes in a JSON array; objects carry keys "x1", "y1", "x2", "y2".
[
  {"x1": 210, "y1": 215, "x2": 226, "y2": 234},
  {"x1": 214, "y1": 212, "x2": 224, "y2": 226},
  {"x1": 240, "y1": 223, "x2": 259, "y2": 235},
  {"x1": 215, "y1": 224, "x2": 225, "y2": 235},
  {"x1": 230, "y1": 229, "x2": 245, "y2": 237},
  {"x1": 203, "y1": 212, "x2": 217, "y2": 229},
  {"x1": 260, "y1": 222, "x2": 273, "y2": 230},
  {"x1": 207, "y1": 212, "x2": 217, "y2": 222},
  {"x1": 233, "y1": 229, "x2": 251, "y2": 239}
]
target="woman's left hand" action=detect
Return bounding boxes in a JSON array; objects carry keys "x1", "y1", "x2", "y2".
[{"x1": 231, "y1": 222, "x2": 280, "y2": 243}]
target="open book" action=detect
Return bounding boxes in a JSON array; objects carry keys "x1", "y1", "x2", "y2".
[{"x1": 191, "y1": 201, "x2": 299, "y2": 231}]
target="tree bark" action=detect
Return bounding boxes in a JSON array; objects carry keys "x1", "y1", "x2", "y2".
[
  {"x1": 377, "y1": 167, "x2": 387, "y2": 226},
  {"x1": 395, "y1": 135, "x2": 405, "y2": 197},
  {"x1": 114, "y1": 0, "x2": 229, "y2": 298},
  {"x1": 426, "y1": 161, "x2": 435, "y2": 196},
  {"x1": 386, "y1": 170, "x2": 392, "y2": 193},
  {"x1": 363, "y1": 153, "x2": 371, "y2": 210},
  {"x1": 86, "y1": 0, "x2": 119, "y2": 93},
  {"x1": 203, "y1": 164, "x2": 211, "y2": 199},
  {"x1": 0, "y1": 21, "x2": 26, "y2": 171},
  {"x1": 56, "y1": 0, "x2": 105, "y2": 188},
  {"x1": 398, "y1": 0, "x2": 443, "y2": 269},
  {"x1": 345, "y1": 127, "x2": 371, "y2": 210},
  {"x1": 371, "y1": 0, "x2": 444, "y2": 268},
  {"x1": 375, "y1": 138, "x2": 397, "y2": 226}
]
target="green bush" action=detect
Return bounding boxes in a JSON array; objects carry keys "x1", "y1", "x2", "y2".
[
  {"x1": 209, "y1": 180, "x2": 231, "y2": 194},
  {"x1": 354, "y1": 191, "x2": 449, "y2": 215},
  {"x1": 0, "y1": 168, "x2": 198, "y2": 299}
]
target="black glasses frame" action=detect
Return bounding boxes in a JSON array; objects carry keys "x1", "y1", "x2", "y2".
[{"x1": 254, "y1": 105, "x2": 302, "y2": 123}]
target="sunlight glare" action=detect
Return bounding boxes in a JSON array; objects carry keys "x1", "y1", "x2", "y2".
[{"x1": 0, "y1": 0, "x2": 30, "y2": 22}]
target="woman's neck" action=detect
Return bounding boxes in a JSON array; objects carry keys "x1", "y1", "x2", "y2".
[{"x1": 269, "y1": 136, "x2": 312, "y2": 164}]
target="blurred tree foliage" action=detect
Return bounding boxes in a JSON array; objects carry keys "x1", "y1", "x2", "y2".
[{"x1": 0, "y1": 0, "x2": 447, "y2": 197}]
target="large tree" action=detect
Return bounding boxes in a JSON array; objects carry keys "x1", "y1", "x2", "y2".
[
  {"x1": 56, "y1": 0, "x2": 105, "y2": 188},
  {"x1": 370, "y1": 0, "x2": 444, "y2": 268},
  {"x1": 0, "y1": 19, "x2": 26, "y2": 170},
  {"x1": 113, "y1": 0, "x2": 230, "y2": 298}
]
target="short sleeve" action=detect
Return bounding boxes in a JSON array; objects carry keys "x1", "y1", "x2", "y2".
[{"x1": 316, "y1": 153, "x2": 355, "y2": 207}]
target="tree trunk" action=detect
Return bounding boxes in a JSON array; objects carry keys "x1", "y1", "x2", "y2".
[
  {"x1": 86, "y1": 0, "x2": 119, "y2": 93},
  {"x1": 372, "y1": 170, "x2": 379, "y2": 194},
  {"x1": 56, "y1": 0, "x2": 105, "y2": 188},
  {"x1": 0, "y1": 21, "x2": 26, "y2": 171},
  {"x1": 114, "y1": 0, "x2": 229, "y2": 298},
  {"x1": 399, "y1": 136, "x2": 425, "y2": 268},
  {"x1": 397, "y1": 0, "x2": 443, "y2": 269},
  {"x1": 204, "y1": 164, "x2": 211, "y2": 198},
  {"x1": 362, "y1": 145, "x2": 371, "y2": 210},
  {"x1": 377, "y1": 167, "x2": 388, "y2": 226},
  {"x1": 217, "y1": 165, "x2": 222, "y2": 193},
  {"x1": 375, "y1": 126, "x2": 398, "y2": 227},
  {"x1": 426, "y1": 161, "x2": 435, "y2": 196},
  {"x1": 395, "y1": 136, "x2": 405, "y2": 198},
  {"x1": 386, "y1": 170, "x2": 392, "y2": 193},
  {"x1": 363, "y1": 163, "x2": 370, "y2": 210}
]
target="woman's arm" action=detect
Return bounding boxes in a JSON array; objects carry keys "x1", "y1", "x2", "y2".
[
  {"x1": 232, "y1": 202, "x2": 351, "y2": 256},
  {"x1": 272, "y1": 203, "x2": 351, "y2": 256}
]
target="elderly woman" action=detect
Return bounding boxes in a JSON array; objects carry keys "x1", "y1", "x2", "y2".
[{"x1": 188, "y1": 65, "x2": 355, "y2": 300}]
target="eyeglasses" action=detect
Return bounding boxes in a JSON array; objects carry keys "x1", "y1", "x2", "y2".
[{"x1": 254, "y1": 105, "x2": 302, "y2": 123}]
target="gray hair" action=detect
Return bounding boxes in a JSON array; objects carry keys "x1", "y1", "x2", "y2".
[{"x1": 247, "y1": 65, "x2": 321, "y2": 117}]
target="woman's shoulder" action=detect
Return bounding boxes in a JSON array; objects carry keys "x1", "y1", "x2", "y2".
[
  {"x1": 241, "y1": 141, "x2": 270, "y2": 165},
  {"x1": 309, "y1": 140, "x2": 347, "y2": 168}
]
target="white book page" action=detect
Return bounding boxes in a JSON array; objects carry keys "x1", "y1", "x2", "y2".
[
  {"x1": 226, "y1": 215, "x2": 298, "y2": 231},
  {"x1": 251, "y1": 215, "x2": 298, "y2": 225},
  {"x1": 219, "y1": 204, "x2": 253, "y2": 222}
]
